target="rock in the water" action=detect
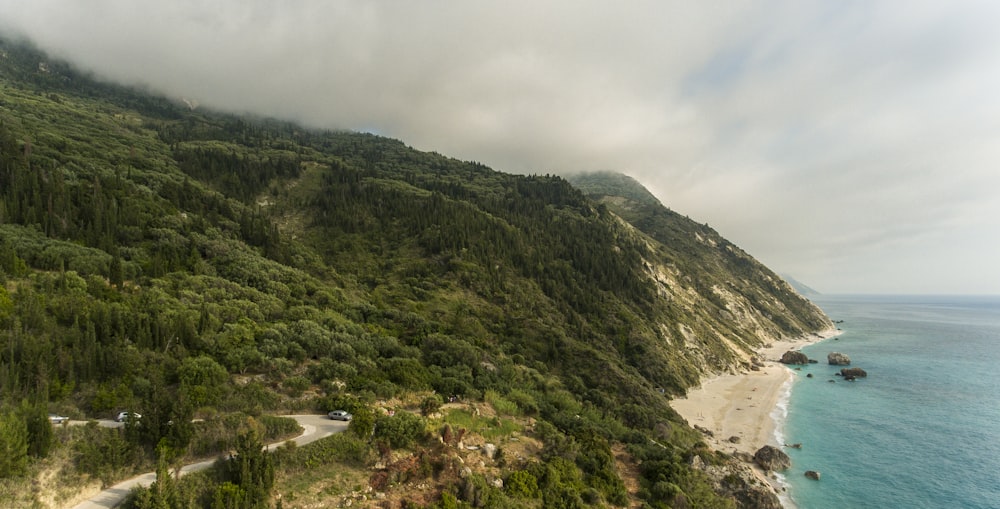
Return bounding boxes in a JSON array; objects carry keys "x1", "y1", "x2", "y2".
[
  {"x1": 806, "y1": 373, "x2": 814, "y2": 378},
  {"x1": 780, "y1": 350, "x2": 809, "y2": 365},
  {"x1": 753, "y1": 445, "x2": 791, "y2": 471},
  {"x1": 828, "y1": 352, "x2": 851, "y2": 365},
  {"x1": 804, "y1": 470, "x2": 821, "y2": 480},
  {"x1": 840, "y1": 367, "x2": 867, "y2": 378}
]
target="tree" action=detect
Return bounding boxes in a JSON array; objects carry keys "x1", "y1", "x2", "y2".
[
  {"x1": 178, "y1": 355, "x2": 229, "y2": 409},
  {"x1": 0, "y1": 412, "x2": 28, "y2": 478},
  {"x1": 20, "y1": 401, "x2": 53, "y2": 458},
  {"x1": 347, "y1": 406, "x2": 376, "y2": 440},
  {"x1": 0, "y1": 283, "x2": 12, "y2": 329},
  {"x1": 219, "y1": 425, "x2": 274, "y2": 508}
]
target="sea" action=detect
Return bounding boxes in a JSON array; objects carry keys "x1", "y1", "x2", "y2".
[{"x1": 774, "y1": 294, "x2": 1000, "y2": 509}]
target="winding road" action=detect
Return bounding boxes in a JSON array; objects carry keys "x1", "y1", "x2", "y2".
[{"x1": 69, "y1": 414, "x2": 348, "y2": 509}]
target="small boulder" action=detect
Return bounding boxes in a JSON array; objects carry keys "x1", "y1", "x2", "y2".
[
  {"x1": 780, "y1": 351, "x2": 809, "y2": 365},
  {"x1": 840, "y1": 367, "x2": 867, "y2": 378},
  {"x1": 753, "y1": 445, "x2": 791, "y2": 471},
  {"x1": 806, "y1": 373, "x2": 814, "y2": 378},
  {"x1": 828, "y1": 352, "x2": 851, "y2": 365},
  {"x1": 804, "y1": 470, "x2": 821, "y2": 480}
]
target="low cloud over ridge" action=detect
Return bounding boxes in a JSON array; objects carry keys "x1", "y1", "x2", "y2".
[{"x1": 3, "y1": 0, "x2": 999, "y2": 294}]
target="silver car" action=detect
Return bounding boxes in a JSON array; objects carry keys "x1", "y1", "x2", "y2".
[
  {"x1": 116, "y1": 411, "x2": 141, "y2": 423},
  {"x1": 327, "y1": 410, "x2": 352, "y2": 421}
]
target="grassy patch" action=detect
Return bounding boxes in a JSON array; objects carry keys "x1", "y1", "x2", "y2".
[{"x1": 443, "y1": 408, "x2": 521, "y2": 441}]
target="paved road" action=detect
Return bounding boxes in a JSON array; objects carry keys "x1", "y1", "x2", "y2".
[{"x1": 69, "y1": 414, "x2": 348, "y2": 509}]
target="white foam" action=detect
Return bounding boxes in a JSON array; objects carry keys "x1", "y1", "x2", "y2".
[{"x1": 770, "y1": 369, "x2": 797, "y2": 508}]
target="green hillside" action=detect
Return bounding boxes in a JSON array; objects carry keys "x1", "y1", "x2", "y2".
[{"x1": 0, "y1": 37, "x2": 827, "y2": 508}]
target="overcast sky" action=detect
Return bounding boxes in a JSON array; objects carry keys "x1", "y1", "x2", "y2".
[{"x1": 3, "y1": 0, "x2": 999, "y2": 294}]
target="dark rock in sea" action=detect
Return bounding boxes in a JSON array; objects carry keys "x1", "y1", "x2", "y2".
[
  {"x1": 753, "y1": 445, "x2": 791, "y2": 471},
  {"x1": 828, "y1": 379, "x2": 836, "y2": 383},
  {"x1": 780, "y1": 350, "x2": 809, "y2": 365},
  {"x1": 806, "y1": 373, "x2": 814, "y2": 378},
  {"x1": 784, "y1": 443, "x2": 802, "y2": 449},
  {"x1": 827, "y1": 352, "x2": 852, "y2": 365},
  {"x1": 808, "y1": 359, "x2": 818, "y2": 364},
  {"x1": 804, "y1": 470, "x2": 821, "y2": 480},
  {"x1": 840, "y1": 367, "x2": 867, "y2": 378}
]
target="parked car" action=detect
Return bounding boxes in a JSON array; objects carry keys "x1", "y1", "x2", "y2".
[
  {"x1": 116, "y1": 411, "x2": 141, "y2": 423},
  {"x1": 48, "y1": 414, "x2": 69, "y2": 425},
  {"x1": 327, "y1": 410, "x2": 352, "y2": 421}
]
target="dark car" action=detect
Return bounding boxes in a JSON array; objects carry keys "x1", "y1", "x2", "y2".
[{"x1": 327, "y1": 410, "x2": 352, "y2": 421}]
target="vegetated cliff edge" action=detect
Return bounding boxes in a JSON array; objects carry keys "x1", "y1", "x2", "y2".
[{"x1": 0, "y1": 36, "x2": 829, "y2": 508}]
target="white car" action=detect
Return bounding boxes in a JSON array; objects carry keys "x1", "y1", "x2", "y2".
[
  {"x1": 48, "y1": 414, "x2": 69, "y2": 425},
  {"x1": 116, "y1": 411, "x2": 141, "y2": 423}
]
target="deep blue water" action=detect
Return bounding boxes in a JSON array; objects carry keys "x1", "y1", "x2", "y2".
[{"x1": 779, "y1": 295, "x2": 1000, "y2": 509}]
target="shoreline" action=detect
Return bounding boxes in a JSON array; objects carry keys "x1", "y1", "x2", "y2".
[{"x1": 671, "y1": 328, "x2": 841, "y2": 504}]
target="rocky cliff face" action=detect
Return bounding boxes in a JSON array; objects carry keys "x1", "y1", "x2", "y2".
[{"x1": 568, "y1": 172, "x2": 833, "y2": 378}]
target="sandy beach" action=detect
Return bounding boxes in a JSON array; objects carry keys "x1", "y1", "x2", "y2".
[{"x1": 671, "y1": 329, "x2": 840, "y2": 473}]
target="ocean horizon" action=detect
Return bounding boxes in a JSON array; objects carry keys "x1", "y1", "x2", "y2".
[{"x1": 775, "y1": 294, "x2": 1000, "y2": 509}]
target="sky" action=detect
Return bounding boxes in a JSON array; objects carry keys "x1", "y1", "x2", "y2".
[{"x1": 2, "y1": 0, "x2": 999, "y2": 294}]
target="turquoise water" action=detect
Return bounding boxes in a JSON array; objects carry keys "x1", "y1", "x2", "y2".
[{"x1": 779, "y1": 295, "x2": 1000, "y2": 509}]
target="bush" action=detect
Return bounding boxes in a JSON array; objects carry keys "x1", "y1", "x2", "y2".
[
  {"x1": 281, "y1": 375, "x2": 310, "y2": 397},
  {"x1": 373, "y1": 412, "x2": 426, "y2": 449},
  {"x1": 257, "y1": 415, "x2": 302, "y2": 441},
  {"x1": 505, "y1": 470, "x2": 540, "y2": 498},
  {"x1": 506, "y1": 389, "x2": 539, "y2": 416},
  {"x1": 484, "y1": 390, "x2": 519, "y2": 416},
  {"x1": 420, "y1": 394, "x2": 443, "y2": 416},
  {"x1": 274, "y1": 433, "x2": 373, "y2": 470}
]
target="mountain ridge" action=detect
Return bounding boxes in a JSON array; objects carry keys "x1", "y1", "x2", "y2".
[{"x1": 0, "y1": 36, "x2": 827, "y2": 508}]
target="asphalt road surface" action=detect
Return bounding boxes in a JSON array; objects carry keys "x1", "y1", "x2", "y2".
[{"x1": 69, "y1": 414, "x2": 348, "y2": 509}]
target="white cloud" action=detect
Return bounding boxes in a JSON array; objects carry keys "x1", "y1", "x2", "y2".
[{"x1": 2, "y1": 0, "x2": 999, "y2": 293}]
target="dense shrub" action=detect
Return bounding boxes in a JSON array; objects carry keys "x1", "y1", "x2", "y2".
[{"x1": 373, "y1": 412, "x2": 426, "y2": 449}]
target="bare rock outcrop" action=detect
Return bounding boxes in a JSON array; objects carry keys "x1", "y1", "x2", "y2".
[
  {"x1": 780, "y1": 350, "x2": 809, "y2": 365},
  {"x1": 694, "y1": 456, "x2": 782, "y2": 509},
  {"x1": 827, "y1": 352, "x2": 851, "y2": 365},
  {"x1": 753, "y1": 445, "x2": 791, "y2": 472}
]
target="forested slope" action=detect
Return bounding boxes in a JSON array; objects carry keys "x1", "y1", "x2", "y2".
[{"x1": 0, "y1": 37, "x2": 828, "y2": 509}]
